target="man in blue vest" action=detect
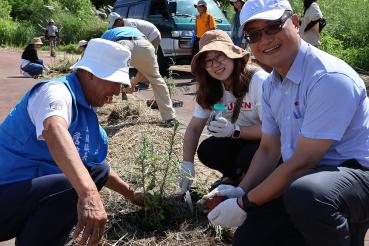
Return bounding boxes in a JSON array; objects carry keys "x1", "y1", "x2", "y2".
[{"x1": 0, "y1": 38, "x2": 144, "y2": 246}]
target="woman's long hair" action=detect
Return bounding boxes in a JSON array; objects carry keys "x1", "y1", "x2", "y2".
[
  {"x1": 303, "y1": 0, "x2": 317, "y2": 14},
  {"x1": 193, "y1": 52, "x2": 251, "y2": 110}
]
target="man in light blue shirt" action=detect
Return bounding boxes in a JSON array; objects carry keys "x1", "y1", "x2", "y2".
[{"x1": 200, "y1": 0, "x2": 369, "y2": 245}]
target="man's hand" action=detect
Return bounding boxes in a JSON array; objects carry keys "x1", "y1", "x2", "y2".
[
  {"x1": 204, "y1": 184, "x2": 245, "y2": 199},
  {"x1": 208, "y1": 117, "x2": 235, "y2": 138},
  {"x1": 207, "y1": 198, "x2": 247, "y2": 227},
  {"x1": 178, "y1": 161, "x2": 195, "y2": 194},
  {"x1": 73, "y1": 190, "x2": 107, "y2": 246}
]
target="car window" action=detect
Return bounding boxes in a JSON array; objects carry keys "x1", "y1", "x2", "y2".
[
  {"x1": 176, "y1": 0, "x2": 227, "y2": 20},
  {"x1": 114, "y1": 2, "x2": 147, "y2": 18}
]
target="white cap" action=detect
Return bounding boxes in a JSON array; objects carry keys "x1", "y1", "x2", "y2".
[
  {"x1": 108, "y1": 12, "x2": 122, "y2": 29},
  {"x1": 78, "y1": 40, "x2": 88, "y2": 47},
  {"x1": 239, "y1": 0, "x2": 292, "y2": 36},
  {"x1": 70, "y1": 38, "x2": 131, "y2": 86}
]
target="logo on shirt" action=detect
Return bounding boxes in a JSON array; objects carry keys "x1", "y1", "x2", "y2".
[
  {"x1": 227, "y1": 102, "x2": 253, "y2": 111},
  {"x1": 49, "y1": 100, "x2": 63, "y2": 110}
]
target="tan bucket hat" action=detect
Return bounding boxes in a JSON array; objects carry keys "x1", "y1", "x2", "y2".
[
  {"x1": 191, "y1": 29, "x2": 249, "y2": 75},
  {"x1": 31, "y1": 37, "x2": 43, "y2": 45}
]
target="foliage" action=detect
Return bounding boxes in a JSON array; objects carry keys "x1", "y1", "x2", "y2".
[
  {"x1": 135, "y1": 122, "x2": 181, "y2": 228},
  {"x1": 0, "y1": 0, "x2": 12, "y2": 19},
  {"x1": 0, "y1": 19, "x2": 37, "y2": 47},
  {"x1": 289, "y1": 0, "x2": 369, "y2": 70}
]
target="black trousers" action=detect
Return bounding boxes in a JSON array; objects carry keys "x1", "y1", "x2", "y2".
[
  {"x1": 233, "y1": 160, "x2": 369, "y2": 246},
  {"x1": 197, "y1": 136, "x2": 260, "y2": 180},
  {"x1": 0, "y1": 164, "x2": 109, "y2": 246},
  {"x1": 191, "y1": 37, "x2": 200, "y2": 59}
]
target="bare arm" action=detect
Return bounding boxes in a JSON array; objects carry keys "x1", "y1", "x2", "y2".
[
  {"x1": 183, "y1": 117, "x2": 208, "y2": 162},
  {"x1": 42, "y1": 116, "x2": 107, "y2": 246},
  {"x1": 239, "y1": 124, "x2": 262, "y2": 140},
  {"x1": 240, "y1": 135, "x2": 333, "y2": 206},
  {"x1": 105, "y1": 169, "x2": 144, "y2": 206}
]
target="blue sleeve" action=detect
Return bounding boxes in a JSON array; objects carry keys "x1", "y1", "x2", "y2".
[{"x1": 301, "y1": 73, "x2": 362, "y2": 140}]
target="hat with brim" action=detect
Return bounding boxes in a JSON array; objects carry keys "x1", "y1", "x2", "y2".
[
  {"x1": 191, "y1": 30, "x2": 248, "y2": 75},
  {"x1": 31, "y1": 37, "x2": 43, "y2": 45},
  {"x1": 78, "y1": 40, "x2": 88, "y2": 47},
  {"x1": 70, "y1": 38, "x2": 131, "y2": 86},
  {"x1": 194, "y1": 0, "x2": 207, "y2": 8}
]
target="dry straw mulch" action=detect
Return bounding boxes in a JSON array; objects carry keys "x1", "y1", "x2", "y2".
[{"x1": 93, "y1": 95, "x2": 233, "y2": 246}]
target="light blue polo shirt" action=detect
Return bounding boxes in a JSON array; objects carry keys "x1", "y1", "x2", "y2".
[
  {"x1": 261, "y1": 40, "x2": 369, "y2": 168},
  {"x1": 101, "y1": 26, "x2": 145, "y2": 41}
]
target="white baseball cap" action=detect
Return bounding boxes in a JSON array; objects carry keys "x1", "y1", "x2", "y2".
[
  {"x1": 239, "y1": 0, "x2": 292, "y2": 36},
  {"x1": 108, "y1": 12, "x2": 122, "y2": 29},
  {"x1": 70, "y1": 38, "x2": 131, "y2": 86}
]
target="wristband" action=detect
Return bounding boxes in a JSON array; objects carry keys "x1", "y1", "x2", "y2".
[{"x1": 241, "y1": 193, "x2": 257, "y2": 212}]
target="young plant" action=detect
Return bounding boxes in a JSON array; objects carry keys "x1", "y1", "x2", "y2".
[{"x1": 135, "y1": 121, "x2": 181, "y2": 228}]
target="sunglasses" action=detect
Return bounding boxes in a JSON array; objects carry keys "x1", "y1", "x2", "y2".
[{"x1": 244, "y1": 11, "x2": 292, "y2": 44}]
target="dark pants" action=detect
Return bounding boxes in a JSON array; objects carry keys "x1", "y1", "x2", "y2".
[
  {"x1": 22, "y1": 59, "x2": 43, "y2": 76},
  {"x1": 191, "y1": 37, "x2": 200, "y2": 59},
  {"x1": 0, "y1": 164, "x2": 109, "y2": 246},
  {"x1": 197, "y1": 137, "x2": 260, "y2": 180},
  {"x1": 234, "y1": 160, "x2": 369, "y2": 246}
]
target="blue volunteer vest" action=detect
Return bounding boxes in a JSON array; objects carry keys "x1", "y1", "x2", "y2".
[{"x1": 0, "y1": 73, "x2": 108, "y2": 185}]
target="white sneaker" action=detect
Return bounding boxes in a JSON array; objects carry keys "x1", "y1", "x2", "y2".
[{"x1": 21, "y1": 70, "x2": 32, "y2": 78}]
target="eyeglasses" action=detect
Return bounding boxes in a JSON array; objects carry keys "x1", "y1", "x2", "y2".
[
  {"x1": 244, "y1": 11, "x2": 292, "y2": 44},
  {"x1": 204, "y1": 54, "x2": 227, "y2": 68}
]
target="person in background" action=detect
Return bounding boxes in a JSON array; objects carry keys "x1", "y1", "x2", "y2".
[
  {"x1": 45, "y1": 19, "x2": 59, "y2": 57},
  {"x1": 179, "y1": 30, "x2": 269, "y2": 194},
  {"x1": 108, "y1": 12, "x2": 162, "y2": 87},
  {"x1": 230, "y1": 0, "x2": 245, "y2": 48},
  {"x1": 101, "y1": 24, "x2": 177, "y2": 125},
  {"x1": 299, "y1": 0, "x2": 323, "y2": 46},
  {"x1": 20, "y1": 37, "x2": 49, "y2": 78},
  {"x1": 0, "y1": 38, "x2": 145, "y2": 246},
  {"x1": 78, "y1": 40, "x2": 88, "y2": 57},
  {"x1": 192, "y1": 0, "x2": 216, "y2": 57},
  {"x1": 203, "y1": 0, "x2": 369, "y2": 245},
  {"x1": 108, "y1": 12, "x2": 161, "y2": 54}
]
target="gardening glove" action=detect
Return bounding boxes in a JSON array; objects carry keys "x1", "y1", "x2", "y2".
[
  {"x1": 207, "y1": 116, "x2": 235, "y2": 138},
  {"x1": 178, "y1": 161, "x2": 195, "y2": 194},
  {"x1": 207, "y1": 198, "x2": 247, "y2": 228},
  {"x1": 203, "y1": 184, "x2": 245, "y2": 199}
]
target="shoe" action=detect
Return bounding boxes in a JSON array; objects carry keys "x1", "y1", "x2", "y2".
[{"x1": 21, "y1": 71, "x2": 32, "y2": 78}]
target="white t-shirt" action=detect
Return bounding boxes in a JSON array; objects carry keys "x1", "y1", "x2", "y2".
[
  {"x1": 123, "y1": 18, "x2": 160, "y2": 42},
  {"x1": 193, "y1": 70, "x2": 268, "y2": 126},
  {"x1": 47, "y1": 25, "x2": 58, "y2": 37},
  {"x1": 27, "y1": 82, "x2": 73, "y2": 140}
]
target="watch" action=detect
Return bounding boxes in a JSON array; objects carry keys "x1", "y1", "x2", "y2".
[
  {"x1": 241, "y1": 193, "x2": 257, "y2": 212},
  {"x1": 232, "y1": 125, "x2": 241, "y2": 139}
]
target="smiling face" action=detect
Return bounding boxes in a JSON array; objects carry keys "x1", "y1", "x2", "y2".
[
  {"x1": 79, "y1": 70, "x2": 121, "y2": 107},
  {"x1": 204, "y1": 51, "x2": 234, "y2": 85},
  {"x1": 245, "y1": 14, "x2": 300, "y2": 77}
]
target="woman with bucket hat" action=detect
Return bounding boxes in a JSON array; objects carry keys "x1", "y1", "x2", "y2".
[
  {"x1": 178, "y1": 29, "x2": 269, "y2": 194},
  {"x1": 20, "y1": 37, "x2": 49, "y2": 78}
]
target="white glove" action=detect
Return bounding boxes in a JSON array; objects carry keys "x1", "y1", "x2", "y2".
[
  {"x1": 178, "y1": 161, "x2": 195, "y2": 194},
  {"x1": 203, "y1": 184, "x2": 245, "y2": 199},
  {"x1": 208, "y1": 198, "x2": 247, "y2": 227},
  {"x1": 207, "y1": 116, "x2": 234, "y2": 138}
]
